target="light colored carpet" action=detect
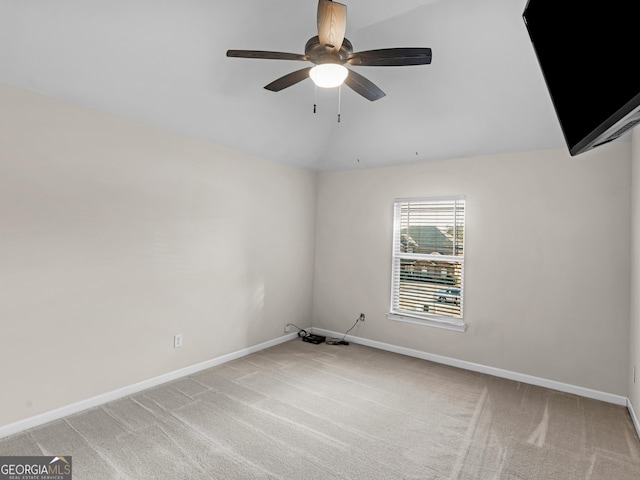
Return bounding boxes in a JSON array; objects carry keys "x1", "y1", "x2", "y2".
[{"x1": 1, "y1": 339, "x2": 640, "y2": 479}]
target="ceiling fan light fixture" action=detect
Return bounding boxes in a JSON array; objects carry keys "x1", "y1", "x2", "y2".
[
  {"x1": 227, "y1": 0, "x2": 431, "y2": 101},
  {"x1": 309, "y1": 64, "x2": 349, "y2": 88}
]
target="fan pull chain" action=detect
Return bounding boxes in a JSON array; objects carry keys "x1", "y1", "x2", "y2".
[
  {"x1": 313, "y1": 85, "x2": 317, "y2": 114},
  {"x1": 337, "y1": 85, "x2": 341, "y2": 123}
]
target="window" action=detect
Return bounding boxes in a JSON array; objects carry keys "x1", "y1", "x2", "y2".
[{"x1": 388, "y1": 197, "x2": 466, "y2": 331}]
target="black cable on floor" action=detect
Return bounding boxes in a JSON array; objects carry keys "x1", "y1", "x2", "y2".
[
  {"x1": 326, "y1": 315, "x2": 362, "y2": 345},
  {"x1": 287, "y1": 323, "x2": 308, "y2": 338}
]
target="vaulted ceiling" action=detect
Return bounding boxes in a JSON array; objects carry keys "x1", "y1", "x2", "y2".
[{"x1": 0, "y1": 0, "x2": 569, "y2": 171}]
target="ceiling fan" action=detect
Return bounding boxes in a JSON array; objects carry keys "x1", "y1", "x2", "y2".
[{"x1": 226, "y1": 0, "x2": 432, "y2": 102}]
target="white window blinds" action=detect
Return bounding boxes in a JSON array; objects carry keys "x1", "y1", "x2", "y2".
[{"x1": 389, "y1": 197, "x2": 465, "y2": 328}]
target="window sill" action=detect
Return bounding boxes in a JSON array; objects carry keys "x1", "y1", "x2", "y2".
[{"x1": 386, "y1": 312, "x2": 467, "y2": 332}]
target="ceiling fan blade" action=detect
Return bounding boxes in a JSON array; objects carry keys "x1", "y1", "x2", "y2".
[
  {"x1": 344, "y1": 69, "x2": 386, "y2": 101},
  {"x1": 227, "y1": 50, "x2": 308, "y2": 61},
  {"x1": 264, "y1": 67, "x2": 313, "y2": 92},
  {"x1": 348, "y1": 48, "x2": 432, "y2": 66},
  {"x1": 317, "y1": 0, "x2": 347, "y2": 53}
]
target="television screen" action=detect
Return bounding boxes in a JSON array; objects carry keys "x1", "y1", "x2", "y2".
[{"x1": 523, "y1": 1, "x2": 640, "y2": 155}]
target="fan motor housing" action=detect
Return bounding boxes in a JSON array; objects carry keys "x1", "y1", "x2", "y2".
[{"x1": 305, "y1": 35, "x2": 353, "y2": 64}]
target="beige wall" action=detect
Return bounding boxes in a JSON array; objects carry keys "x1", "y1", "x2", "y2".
[
  {"x1": 0, "y1": 83, "x2": 317, "y2": 427},
  {"x1": 630, "y1": 129, "x2": 640, "y2": 412},
  {"x1": 313, "y1": 145, "x2": 632, "y2": 396},
  {"x1": 2, "y1": 79, "x2": 636, "y2": 431}
]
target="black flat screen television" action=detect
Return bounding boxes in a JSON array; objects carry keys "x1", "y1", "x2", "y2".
[{"x1": 523, "y1": 1, "x2": 640, "y2": 156}]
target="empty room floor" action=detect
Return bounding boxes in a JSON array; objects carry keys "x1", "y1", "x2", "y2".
[{"x1": 1, "y1": 340, "x2": 639, "y2": 479}]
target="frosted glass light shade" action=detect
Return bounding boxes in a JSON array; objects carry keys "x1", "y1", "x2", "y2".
[{"x1": 309, "y1": 64, "x2": 349, "y2": 88}]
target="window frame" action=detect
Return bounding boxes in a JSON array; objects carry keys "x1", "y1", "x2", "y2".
[{"x1": 387, "y1": 196, "x2": 467, "y2": 332}]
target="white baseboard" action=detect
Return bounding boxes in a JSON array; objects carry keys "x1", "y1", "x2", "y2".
[
  {"x1": 312, "y1": 328, "x2": 628, "y2": 407},
  {"x1": 628, "y1": 398, "x2": 640, "y2": 440},
  {"x1": 0, "y1": 332, "x2": 301, "y2": 440},
  {"x1": 2, "y1": 328, "x2": 634, "y2": 441}
]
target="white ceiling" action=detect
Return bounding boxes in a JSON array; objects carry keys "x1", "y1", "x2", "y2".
[{"x1": 0, "y1": 0, "x2": 571, "y2": 171}]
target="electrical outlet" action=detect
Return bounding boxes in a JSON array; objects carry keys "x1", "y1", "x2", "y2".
[
  {"x1": 360, "y1": 313, "x2": 365, "y2": 322},
  {"x1": 174, "y1": 334, "x2": 183, "y2": 348},
  {"x1": 284, "y1": 324, "x2": 291, "y2": 333}
]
